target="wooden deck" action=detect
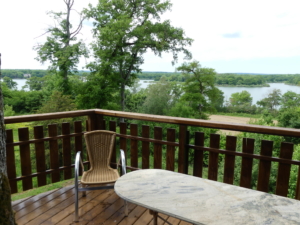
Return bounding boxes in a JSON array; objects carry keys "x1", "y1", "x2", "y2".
[{"x1": 12, "y1": 185, "x2": 192, "y2": 225}]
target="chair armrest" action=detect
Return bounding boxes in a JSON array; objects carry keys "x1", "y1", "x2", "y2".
[
  {"x1": 119, "y1": 149, "x2": 127, "y2": 176},
  {"x1": 75, "y1": 151, "x2": 84, "y2": 184}
]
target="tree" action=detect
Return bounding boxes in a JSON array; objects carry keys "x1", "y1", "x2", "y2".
[
  {"x1": 176, "y1": 61, "x2": 222, "y2": 119},
  {"x1": 230, "y1": 90, "x2": 252, "y2": 107},
  {"x1": 34, "y1": 0, "x2": 88, "y2": 94},
  {"x1": 24, "y1": 76, "x2": 45, "y2": 91},
  {"x1": 74, "y1": 73, "x2": 119, "y2": 110},
  {"x1": 125, "y1": 88, "x2": 147, "y2": 113},
  {"x1": 37, "y1": 91, "x2": 76, "y2": 114},
  {"x1": 142, "y1": 77, "x2": 181, "y2": 115},
  {"x1": 281, "y1": 91, "x2": 300, "y2": 110},
  {"x1": 227, "y1": 90, "x2": 255, "y2": 113},
  {"x1": 257, "y1": 89, "x2": 281, "y2": 115},
  {"x1": 2, "y1": 77, "x2": 17, "y2": 90},
  {"x1": 0, "y1": 53, "x2": 17, "y2": 224},
  {"x1": 85, "y1": 0, "x2": 193, "y2": 112}
]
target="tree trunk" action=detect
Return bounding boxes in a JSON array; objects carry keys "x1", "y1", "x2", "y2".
[
  {"x1": 0, "y1": 53, "x2": 17, "y2": 224},
  {"x1": 120, "y1": 82, "x2": 125, "y2": 122}
]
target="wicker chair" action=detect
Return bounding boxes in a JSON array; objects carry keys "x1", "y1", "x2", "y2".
[{"x1": 74, "y1": 130, "x2": 127, "y2": 222}]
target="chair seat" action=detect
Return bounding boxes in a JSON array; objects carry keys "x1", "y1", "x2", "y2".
[{"x1": 81, "y1": 167, "x2": 120, "y2": 185}]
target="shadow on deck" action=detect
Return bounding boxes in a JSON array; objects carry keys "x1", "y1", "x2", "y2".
[{"x1": 12, "y1": 186, "x2": 192, "y2": 225}]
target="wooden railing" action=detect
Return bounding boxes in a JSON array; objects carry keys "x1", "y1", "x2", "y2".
[{"x1": 5, "y1": 109, "x2": 300, "y2": 200}]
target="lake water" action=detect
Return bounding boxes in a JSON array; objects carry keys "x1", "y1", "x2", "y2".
[
  {"x1": 138, "y1": 80, "x2": 300, "y2": 105},
  {"x1": 11, "y1": 79, "x2": 300, "y2": 105}
]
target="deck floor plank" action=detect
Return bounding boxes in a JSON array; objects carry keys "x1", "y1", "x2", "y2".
[
  {"x1": 85, "y1": 196, "x2": 124, "y2": 224},
  {"x1": 96, "y1": 202, "x2": 137, "y2": 225},
  {"x1": 17, "y1": 187, "x2": 76, "y2": 224},
  {"x1": 118, "y1": 205, "x2": 147, "y2": 225},
  {"x1": 55, "y1": 189, "x2": 117, "y2": 224},
  {"x1": 13, "y1": 187, "x2": 66, "y2": 212},
  {"x1": 61, "y1": 189, "x2": 118, "y2": 224},
  {"x1": 34, "y1": 190, "x2": 101, "y2": 225},
  {"x1": 11, "y1": 196, "x2": 32, "y2": 207},
  {"x1": 12, "y1": 187, "x2": 188, "y2": 225},
  {"x1": 132, "y1": 209, "x2": 153, "y2": 225},
  {"x1": 40, "y1": 189, "x2": 108, "y2": 225}
]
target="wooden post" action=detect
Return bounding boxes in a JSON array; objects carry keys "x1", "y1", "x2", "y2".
[
  {"x1": 178, "y1": 125, "x2": 187, "y2": 174},
  {"x1": 87, "y1": 114, "x2": 104, "y2": 131},
  {"x1": 6, "y1": 129, "x2": 17, "y2": 193},
  {"x1": 276, "y1": 142, "x2": 294, "y2": 197},
  {"x1": 208, "y1": 134, "x2": 220, "y2": 181},
  {"x1": 18, "y1": 127, "x2": 33, "y2": 191},
  {"x1": 33, "y1": 126, "x2": 47, "y2": 187},
  {"x1": 240, "y1": 138, "x2": 255, "y2": 188},
  {"x1": 193, "y1": 132, "x2": 204, "y2": 177},
  {"x1": 223, "y1": 136, "x2": 237, "y2": 184},
  {"x1": 257, "y1": 140, "x2": 273, "y2": 192},
  {"x1": 166, "y1": 128, "x2": 176, "y2": 171},
  {"x1": 62, "y1": 123, "x2": 72, "y2": 180},
  {"x1": 48, "y1": 124, "x2": 60, "y2": 183},
  {"x1": 154, "y1": 127, "x2": 162, "y2": 169},
  {"x1": 142, "y1": 125, "x2": 150, "y2": 169},
  {"x1": 130, "y1": 124, "x2": 138, "y2": 168}
]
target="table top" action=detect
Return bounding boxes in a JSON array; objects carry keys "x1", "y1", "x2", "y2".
[{"x1": 114, "y1": 169, "x2": 300, "y2": 225}]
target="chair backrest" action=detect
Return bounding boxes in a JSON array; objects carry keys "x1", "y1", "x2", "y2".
[{"x1": 84, "y1": 130, "x2": 116, "y2": 170}]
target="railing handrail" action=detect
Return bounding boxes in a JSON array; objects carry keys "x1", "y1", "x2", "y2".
[
  {"x1": 4, "y1": 108, "x2": 300, "y2": 137},
  {"x1": 94, "y1": 109, "x2": 300, "y2": 137},
  {"x1": 4, "y1": 109, "x2": 95, "y2": 124}
]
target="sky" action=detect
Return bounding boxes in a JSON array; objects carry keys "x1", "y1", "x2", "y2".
[{"x1": 0, "y1": 0, "x2": 300, "y2": 74}]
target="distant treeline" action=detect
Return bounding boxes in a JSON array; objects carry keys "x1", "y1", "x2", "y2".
[
  {"x1": 2, "y1": 69, "x2": 48, "y2": 78},
  {"x1": 1, "y1": 69, "x2": 88, "y2": 79},
  {"x1": 216, "y1": 73, "x2": 300, "y2": 86},
  {"x1": 138, "y1": 72, "x2": 184, "y2": 81},
  {"x1": 2, "y1": 69, "x2": 300, "y2": 86},
  {"x1": 140, "y1": 72, "x2": 300, "y2": 86}
]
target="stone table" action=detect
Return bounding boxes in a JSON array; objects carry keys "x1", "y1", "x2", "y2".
[{"x1": 115, "y1": 169, "x2": 300, "y2": 225}]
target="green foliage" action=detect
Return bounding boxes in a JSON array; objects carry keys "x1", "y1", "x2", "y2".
[
  {"x1": 277, "y1": 107, "x2": 300, "y2": 144},
  {"x1": 3, "y1": 105, "x2": 15, "y2": 117},
  {"x1": 125, "y1": 89, "x2": 147, "y2": 113},
  {"x1": 138, "y1": 72, "x2": 184, "y2": 82},
  {"x1": 277, "y1": 91, "x2": 300, "y2": 144},
  {"x1": 24, "y1": 76, "x2": 45, "y2": 91},
  {"x1": 74, "y1": 73, "x2": 119, "y2": 110},
  {"x1": 176, "y1": 61, "x2": 223, "y2": 119},
  {"x1": 85, "y1": 0, "x2": 193, "y2": 111},
  {"x1": 4, "y1": 90, "x2": 44, "y2": 114},
  {"x1": 216, "y1": 74, "x2": 268, "y2": 86},
  {"x1": 226, "y1": 90, "x2": 257, "y2": 114},
  {"x1": 141, "y1": 77, "x2": 181, "y2": 115},
  {"x1": 2, "y1": 77, "x2": 17, "y2": 90},
  {"x1": 37, "y1": 91, "x2": 76, "y2": 114},
  {"x1": 167, "y1": 102, "x2": 194, "y2": 118},
  {"x1": 288, "y1": 145, "x2": 300, "y2": 198},
  {"x1": 1, "y1": 69, "x2": 48, "y2": 78},
  {"x1": 230, "y1": 90, "x2": 252, "y2": 106},
  {"x1": 34, "y1": 0, "x2": 88, "y2": 94},
  {"x1": 281, "y1": 91, "x2": 300, "y2": 110},
  {"x1": 257, "y1": 89, "x2": 281, "y2": 115}
]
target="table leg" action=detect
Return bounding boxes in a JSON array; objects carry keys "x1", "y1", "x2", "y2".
[
  {"x1": 149, "y1": 210, "x2": 158, "y2": 225},
  {"x1": 149, "y1": 210, "x2": 173, "y2": 225}
]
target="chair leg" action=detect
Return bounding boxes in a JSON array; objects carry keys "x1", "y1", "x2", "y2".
[
  {"x1": 124, "y1": 200, "x2": 128, "y2": 216},
  {"x1": 74, "y1": 181, "x2": 79, "y2": 222},
  {"x1": 82, "y1": 185, "x2": 87, "y2": 197}
]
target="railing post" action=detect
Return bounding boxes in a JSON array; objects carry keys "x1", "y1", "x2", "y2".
[
  {"x1": 178, "y1": 125, "x2": 188, "y2": 174},
  {"x1": 87, "y1": 114, "x2": 104, "y2": 131}
]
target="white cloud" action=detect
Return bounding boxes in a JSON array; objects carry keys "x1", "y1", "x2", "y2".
[{"x1": 1, "y1": 0, "x2": 300, "y2": 73}]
